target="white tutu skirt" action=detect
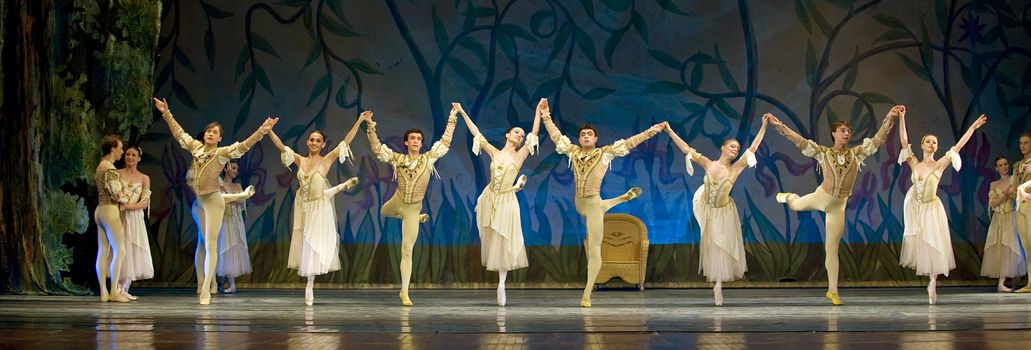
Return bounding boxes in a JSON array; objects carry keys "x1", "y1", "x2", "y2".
[
  {"x1": 287, "y1": 197, "x2": 341, "y2": 277},
  {"x1": 475, "y1": 190, "x2": 528, "y2": 271},
  {"x1": 900, "y1": 191, "x2": 956, "y2": 276},
  {"x1": 980, "y1": 210, "x2": 1026, "y2": 278},
  {"x1": 217, "y1": 204, "x2": 252, "y2": 278},
  {"x1": 693, "y1": 188, "x2": 747, "y2": 282},
  {"x1": 119, "y1": 209, "x2": 153, "y2": 281}
]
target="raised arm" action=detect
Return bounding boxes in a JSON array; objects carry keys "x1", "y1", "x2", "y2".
[
  {"x1": 455, "y1": 103, "x2": 498, "y2": 157},
  {"x1": 768, "y1": 114, "x2": 821, "y2": 158},
  {"x1": 897, "y1": 109, "x2": 917, "y2": 169},
  {"x1": 364, "y1": 111, "x2": 400, "y2": 164},
  {"x1": 426, "y1": 104, "x2": 460, "y2": 161},
  {"x1": 267, "y1": 128, "x2": 288, "y2": 153},
  {"x1": 516, "y1": 98, "x2": 545, "y2": 157},
  {"x1": 935, "y1": 114, "x2": 986, "y2": 171},
  {"x1": 153, "y1": 97, "x2": 201, "y2": 150},
  {"x1": 605, "y1": 122, "x2": 666, "y2": 159},
  {"x1": 863, "y1": 105, "x2": 901, "y2": 153},
  {"x1": 733, "y1": 115, "x2": 769, "y2": 170},
  {"x1": 224, "y1": 116, "x2": 278, "y2": 159},
  {"x1": 325, "y1": 111, "x2": 369, "y2": 163},
  {"x1": 665, "y1": 123, "x2": 711, "y2": 171}
]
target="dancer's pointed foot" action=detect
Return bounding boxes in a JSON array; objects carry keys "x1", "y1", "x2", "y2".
[
  {"x1": 512, "y1": 175, "x2": 528, "y2": 192},
  {"x1": 927, "y1": 284, "x2": 938, "y2": 305},
  {"x1": 342, "y1": 177, "x2": 359, "y2": 191},
  {"x1": 199, "y1": 291, "x2": 211, "y2": 305},
  {"x1": 714, "y1": 285, "x2": 724, "y2": 306},
  {"x1": 497, "y1": 286, "x2": 507, "y2": 306},
  {"x1": 623, "y1": 187, "x2": 642, "y2": 201},
  {"x1": 776, "y1": 192, "x2": 794, "y2": 203},
  {"x1": 419, "y1": 214, "x2": 429, "y2": 223},
  {"x1": 997, "y1": 285, "x2": 1013, "y2": 293},
  {"x1": 580, "y1": 296, "x2": 592, "y2": 308},
  {"x1": 400, "y1": 291, "x2": 413, "y2": 306},
  {"x1": 825, "y1": 291, "x2": 843, "y2": 305},
  {"x1": 305, "y1": 288, "x2": 314, "y2": 306}
]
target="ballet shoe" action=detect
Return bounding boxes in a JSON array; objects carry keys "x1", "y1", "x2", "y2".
[
  {"x1": 1016, "y1": 286, "x2": 1031, "y2": 293},
  {"x1": 997, "y1": 285, "x2": 1013, "y2": 293},
  {"x1": 125, "y1": 293, "x2": 138, "y2": 301},
  {"x1": 305, "y1": 289, "x2": 314, "y2": 306},
  {"x1": 109, "y1": 293, "x2": 130, "y2": 303},
  {"x1": 825, "y1": 291, "x2": 843, "y2": 305},
  {"x1": 623, "y1": 187, "x2": 643, "y2": 201},
  {"x1": 342, "y1": 177, "x2": 359, "y2": 190},
  {"x1": 419, "y1": 214, "x2": 429, "y2": 223},
  {"x1": 497, "y1": 286, "x2": 507, "y2": 306},
  {"x1": 776, "y1": 192, "x2": 793, "y2": 203},
  {"x1": 580, "y1": 296, "x2": 592, "y2": 308},
  {"x1": 225, "y1": 286, "x2": 237, "y2": 294},
  {"x1": 927, "y1": 285, "x2": 937, "y2": 305},
  {"x1": 714, "y1": 288, "x2": 724, "y2": 306},
  {"x1": 199, "y1": 292, "x2": 211, "y2": 305},
  {"x1": 512, "y1": 175, "x2": 527, "y2": 192},
  {"x1": 400, "y1": 292, "x2": 413, "y2": 306},
  {"x1": 99, "y1": 291, "x2": 110, "y2": 303}
]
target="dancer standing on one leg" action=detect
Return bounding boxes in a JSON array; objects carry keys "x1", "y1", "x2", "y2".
[
  {"x1": 267, "y1": 115, "x2": 363, "y2": 306},
  {"x1": 216, "y1": 161, "x2": 254, "y2": 294},
  {"x1": 897, "y1": 110, "x2": 986, "y2": 304},
  {"x1": 366, "y1": 106, "x2": 459, "y2": 306},
  {"x1": 1009, "y1": 132, "x2": 1031, "y2": 293},
  {"x1": 95, "y1": 135, "x2": 130, "y2": 302},
  {"x1": 981, "y1": 156, "x2": 1026, "y2": 292},
  {"x1": 666, "y1": 114, "x2": 769, "y2": 306},
  {"x1": 153, "y1": 97, "x2": 275, "y2": 305},
  {"x1": 540, "y1": 110, "x2": 666, "y2": 307},
  {"x1": 116, "y1": 146, "x2": 154, "y2": 301},
  {"x1": 767, "y1": 105, "x2": 899, "y2": 305},
  {"x1": 457, "y1": 99, "x2": 543, "y2": 306}
]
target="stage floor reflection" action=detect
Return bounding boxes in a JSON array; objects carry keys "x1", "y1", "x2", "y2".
[{"x1": 1, "y1": 287, "x2": 1029, "y2": 348}]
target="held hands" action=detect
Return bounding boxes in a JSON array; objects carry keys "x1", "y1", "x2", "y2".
[
  {"x1": 761, "y1": 113, "x2": 773, "y2": 126},
  {"x1": 449, "y1": 102, "x2": 460, "y2": 118},
  {"x1": 153, "y1": 97, "x2": 170, "y2": 114},
  {"x1": 358, "y1": 111, "x2": 373, "y2": 123},
  {"x1": 889, "y1": 105, "x2": 905, "y2": 118},
  {"x1": 765, "y1": 113, "x2": 783, "y2": 126},
  {"x1": 259, "y1": 116, "x2": 279, "y2": 134},
  {"x1": 537, "y1": 98, "x2": 550, "y2": 115},
  {"x1": 649, "y1": 121, "x2": 668, "y2": 134}
]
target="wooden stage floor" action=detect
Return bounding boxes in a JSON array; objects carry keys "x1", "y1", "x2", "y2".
[{"x1": 2, "y1": 287, "x2": 1030, "y2": 348}]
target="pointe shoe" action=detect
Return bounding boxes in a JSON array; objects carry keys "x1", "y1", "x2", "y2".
[
  {"x1": 512, "y1": 175, "x2": 528, "y2": 192},
  {"x1": 776, "y1": 192, "x2": 793, "y2": 203},
  {"x1": 419, "y1": 214, "x2": 429, "y2": 223},
  {"x1": 714, "y1": 291, "x2": 724, "y2": 307},
  {"x1": 997, "y1": 285, "x2": 1013, "y2": 293},
  {"x1": 1016, "y1": 286, "x2": 1031, "y2": 293},
  {"x1": 342, "y1": 177, "x2": 359, "y2": 191},
  {"x1": 497, "y1": 287, "x2": 507, "y2": 306},
  {"x1": 825, "y1": 291, "x2": 843, "y2": 305},
  {"x1": 928, "y1": 286, "x2": 937, "y2": 305},
  {"x1": 623, "y1": 187, "x2": 643, "y2": 201},
  {"x1": 400, "y1": 292, "x2": 413, "y2": 306},
  {"x1": 305, "y1": 289, "x2": 314, "y2": 306}
]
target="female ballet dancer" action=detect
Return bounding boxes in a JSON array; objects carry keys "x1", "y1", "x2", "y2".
[
  {"x1": 216, "y1": 161, "x2": 253, "y2": 293},
  {"x1": 897, "y1": 109, "x2": 986, "y2": 304},
  {"x1": 153, "y1": 97, "x2": 275, "y2": 304},
  {"x1": 981, "y1": 156, "x2": 1026, "y2": 291},
  {"x1": 665, "y1": 114, "x2": 769, "y2": 305},
  {"x1": 365, "y1": 106, "x2": 459, "y2": 306},
  {"x1": 767, "y1": 105, "x2": 899, "y2": 305},
  {"x1": 117, "y1": 146, "x2": 153, "y2": 300},
  {"x1": 267, "y1": 114, "x2": 364, "y2": 305},
  {"x1": 95, "y1": 135, "x2": 130, "y2": 302},
  {"x1": 456, "y1": 99, "x2": 543, "y2": 306}
]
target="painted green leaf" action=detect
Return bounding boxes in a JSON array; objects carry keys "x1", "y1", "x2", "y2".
[
  {"x1": 250, "y1": 32, "x2": 281, "y2": 59},
  {"x1": 254, "y1": 66, "x2": 274, "y2": 95},
  {"x1": 448, "y1": 57, "x2": 481, "y2": 88},
  {"x1": 648, "y1": 50, "x2": 682, "y2": 70},
  {"x1": 894, "y1": 52, "x2": 931, "y2": 82},
  {"x1": 631, "y1": 11, "x2": 648, "y2": 43},
  {"x1": 204, "y1": 28, "x2": 215, "y2": 70},
  {"x1": 322, "y1": 14, "x2": 362, "y2": 38},
  {"x1": 842, "y1": 46, "x2": 859, "y2": 91},
  {"x1": 603, "y1": 29, "x2": 626, "y2": 67},
  {"x1": 581, "y1": 87, "x2": 615, "y2": 100},
  {"x1": 346, "y1": 59, "x2": 383, "y2": 75},
  {"x1": 172, "y1": 80, "x2": 198, "y2": 110},
  {"x1": 656, "y1": 0, "x2": 688, "y2": 15},
  {"x1": 804, "y1": 41, "x2": 817, "y2": 87},
  {"x1": 794, "y1": 0, "x2": 812, "y2": 33},
  {"x1": 173, "y1": 46, "x2": 195, "y2": 73},
  {"x1": 239, "y1": 72, "x2": 255, "y2": 101},
  {"x1": 432, "y1": 6, "x2": 448, "y2": 53},
  {"x1": 302, "y1": 42, "x2": 322, "y2": 70},
  {"x1": 234, "y1": 47, "x2": 250, "y2": 79},
  {"x1": 573, "y1": 26, "x2": 601, "y2": 70},
  {"x1": 489, "y1": 78, "x2": 514, "y2": 102},
  {"x1": 499, "y1": 24, "x2": 537, "y2": 42},
  {"x1": 307, "y1": 74, "x2": 332, "y2": 107}
]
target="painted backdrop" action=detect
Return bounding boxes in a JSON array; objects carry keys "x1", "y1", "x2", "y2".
[{"x1": 68, "y1": 0, "x2": 1031, "y2": 288}]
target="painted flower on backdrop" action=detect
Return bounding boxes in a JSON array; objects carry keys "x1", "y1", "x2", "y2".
[
  {"x1": 958, "y1": 12, "x2": 985, "y2": 47},
  {"x1": 151, "y1": 144, "x2": 193, "y2": 219},
  {"x1": 752, "y1": 146, "x2": 814, "y2": 197}
]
